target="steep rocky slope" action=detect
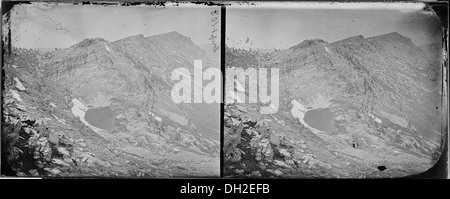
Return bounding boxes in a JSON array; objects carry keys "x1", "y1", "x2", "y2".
[
  {"x1": 2, "y1": 32, "x2": 220, "y2": 177},
  {"x1": 224, "y1": 32, "x2": 446, "y2": 178}
]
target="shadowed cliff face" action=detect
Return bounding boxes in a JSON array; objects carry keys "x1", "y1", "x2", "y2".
[
  {"x1": 224, "y1": 32, "x2": 445, "y2": 178},
  {"x1": 2, "y1": 32, "x2": 220, "y2": 177}
]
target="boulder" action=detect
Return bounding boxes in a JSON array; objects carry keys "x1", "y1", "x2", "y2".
[
  {"x1": 57, "y1": 147, "x2": 70, "y2": 157},
  {"x1": 267, "y1": 169, "x2": 284, "y2": 176},
  {"x1": 258, "y1": 163, "x2": 267, "y2": 170},
  {"x1": 95, "y1": 159, "x2": 111, "y2": 168},
  {"x1": 45, "y1": 168, "x2": 62, "y2": 175},
  {"x1": 251, "y1": 171, "x2": 262, "y2": 177},
  {"x1": 306, "y1": 154, "x2": 315, "y2": 158},
  {"x1": 48, "y1": 131, "x2": 60, "y2": 145},
  {"x1": 320, "y1": 162, "x2": 332, "y2": 170},
  {"x1": 51, "y1": 168, "x2": 62, "y2": 175},
  {"x1": 261, "y1": 141, "x2": 274, "y2": 161},
  {"x1": 52, "y1": 158, "x2": 71, "y2": 167},
  {"x1": 10, "y1": 90, "x2": 22, "y2": 101},
  {"x1": 230, "y1": 109, "x2": 242, "y2": 118},
  {"x1": 29, "y1": 169, "x2": 39, "y2": 176},
  {"x1": 274, "y1": 160, "x2": 292, "y2": 168},
  {"x1": 230, "y1": 148, "x2": 242, "y2": 162},
  {"x1": 235, "y1": 169, "x2": 244, "y2": 175},
  {"x1": 76, "y1": 139, "x2": 87, "y2": 147},
  {"x1": 80, "y1": 153, "x2": 94, "y2": 163},
  {"x1": 36, "y1": 138, "x2": 52, "y2": 161},
  {"x1": 64, "y1": 158, "x2": 74, "y2": 164},
  {"x1": 269, "y1": 133, "x2": 280, "y2": 146},
  {"x1": 278, "y1": 148, "x2": 291, "y2": 158},
  {"x1": 302, "y1": 155, "x2": 314, "y2": 164},
  {"x1": 137, "y1": 172, "x2": 145, "y2": 177},
  {"x1": 255, "y1": 149, "x2": 262, "y2": 161},
  {"x1": 274, "y1": 170, "x2": 283, "y2": 176},
  {"x1": 14, "y1": 78, "x2": 26, "y2": 91},
  {"x1": 250, "y1": 137, "x2": 260, "y2": 148},
  {"x1": 285, "y1": 160, "x2": 295, "y2": 166}
]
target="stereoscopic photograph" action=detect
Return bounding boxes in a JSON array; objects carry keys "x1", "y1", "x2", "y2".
[
  {"x1": 1, "y1": 1, "x2": 447, "y2": 181},
  {"x1": 224, "y1": 3, "x2": 447, "y2": 178},
  {"x1": 2, "y1": 2, "x2": 221, "y2": 177}
]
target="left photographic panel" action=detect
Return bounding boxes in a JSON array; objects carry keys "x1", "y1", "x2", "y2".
[{"x1": 1, "y1": 2, "x2": 221, "y2": 178}]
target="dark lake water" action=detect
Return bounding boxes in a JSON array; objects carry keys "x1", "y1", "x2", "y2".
[
  {"x1": 84, "y1": 106, "x2": 117, "y2": 131},
  {"x1": 304, "y1": 107, "x2": 338, "y2": 133}
]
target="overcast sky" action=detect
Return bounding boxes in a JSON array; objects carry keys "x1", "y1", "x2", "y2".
[
  {"x1": 9, "y1": 3, "x2": 220, "y2": 49},
  {"x1": 8, "y1": 3, "x2": 442, "y2": 50},
  {"x1": 227, "y1": 3, "x2": 443, "y2": 49}
]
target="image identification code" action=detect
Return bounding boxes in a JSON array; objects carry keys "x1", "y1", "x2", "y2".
[{"x1": 224, "y1": 183, "x2": 270, "y2": 194}]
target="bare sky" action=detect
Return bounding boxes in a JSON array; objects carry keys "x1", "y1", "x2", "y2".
[
  {"x1": 9, "y1": 3, "x2": 221, "y2": 49},
  {"x1": 227, "y1": 3, "x2": 443, "y2": 49},
  {"x1": 7, "y1": 3, "x2": 443, "y2": 50}
]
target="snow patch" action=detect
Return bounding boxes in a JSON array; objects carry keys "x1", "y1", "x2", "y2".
[
  {"x1": 290, "y1": 99, "x2": 308, "y2": 127},
  {"x1": 50, "y1": 103, "x2": 57, "y2": 107},
  {"x1": 14, "y1": 78, "x2": 26, "y2": 91},
  {"x1": 290, "y1": 99, "x2": 326, "y2": 134},
  {"x1": 292, "y1": 100, "x2": 307, "y2": 112},
  {"x1": 71, "y1": 98, "x2": 103, "y2": 132},
  {"x1": 72, "y1": 98, "x2": 88, "y2": 112},
  {"x1": 105, "y1": 45, "x2": 111, "y2": 51}
]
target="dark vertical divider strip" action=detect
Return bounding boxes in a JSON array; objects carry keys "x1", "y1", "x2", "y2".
[{"x1": 220, "y1": 5, "x2": 226, "y2": 178}]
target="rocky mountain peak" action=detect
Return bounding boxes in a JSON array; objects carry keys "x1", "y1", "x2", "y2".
[
  {"x1": 289, "y1": 38, "x2": 327, "y2": 50},
  {"x1": 160, "y1": 31, "x2": 186, "y2": 38},
  {"x1": 127, "y1": 34, "x2": 145, "y2": 40},
  {"x1": 71, "y1": 37, "x2": 108, "y2": 49},
  {"x1": 113, "y1": 34, "x2": 146, "y2": 45},
  {"x1": 371, "y1": 32, "x2": 407, "y2": 40},
  {"x1": 147, "y1": 31, "x2": 192, "y2": 43},
  {"x1": 367, "y1": 32, "x2": 415, "y2": 47},
  {"x1": 334, "y1": 35, "x2": 365, "y2": 45}
]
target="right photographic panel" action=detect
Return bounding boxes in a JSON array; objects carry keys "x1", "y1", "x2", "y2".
[{"x1": 224, "y1": 2, "x2": 447, "y2": 178}]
